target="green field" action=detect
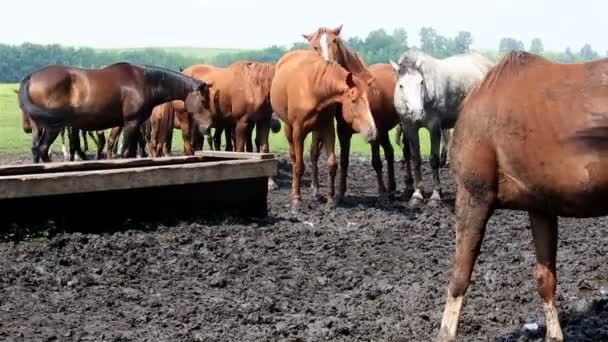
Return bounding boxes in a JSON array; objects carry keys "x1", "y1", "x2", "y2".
[{"x1": 0, "y1": 83, "x2": 431, "y2": 158}]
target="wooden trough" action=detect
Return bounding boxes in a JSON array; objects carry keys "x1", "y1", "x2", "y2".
[{"x1": 0, "y1": 151, "x2": 278, "y2": 228}]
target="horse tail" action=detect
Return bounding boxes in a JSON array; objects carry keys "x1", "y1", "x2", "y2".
[
  {"x1": 270, "y1": 113, "x2": 281, "y2": 133},
  {"x1": 18, "y1": 74, "x2": 65, "y2": 129}
]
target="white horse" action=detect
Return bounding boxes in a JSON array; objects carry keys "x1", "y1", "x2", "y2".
[{"x1": 390, "y1": 49, "x2": 493, "y2": 206}]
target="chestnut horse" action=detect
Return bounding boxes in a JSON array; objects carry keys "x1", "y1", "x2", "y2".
[
  {"x1": 18, "y1": 62, "x2": 209, "y2": 162},
  {"x1": 270, "y1": 50, "x2": 377, "y2": 208},
  {"x1": 438, "y1": 51, "x2": 608, "y2": 341},
  {"x1": 148, "y1": 102, "x2": 176, "y2": 157},
  {"x1": 304, "y1": 25, "x2": 408, "y2": 202},
  {"x1": 181, "y1": 62, "x2": 276, "y2": 154}
]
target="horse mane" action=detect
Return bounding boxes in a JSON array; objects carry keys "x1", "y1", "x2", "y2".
[
  {"x1": 460, "y1": 51, "x2": 544, "y2": 112},
  {"x1": 233, "y1": 61, "x2": 276, "y2": 96}
]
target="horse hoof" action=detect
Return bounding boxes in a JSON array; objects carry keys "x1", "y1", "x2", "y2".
[
  {"x1": 428, "y1": 199, "x2": 441, "y2": 208},
  {"x1": 267, "y1": 179, "x2": 279, "y2": 191},
  {"x1": 326, "y1": 197, "x2": 336, "y2": 209},
  {"x1": 409, "y1": 196, "x2": 424, "y2": 207},
  {"x1": 335, "y1": 193, "x2": 345, "y2": 205}
]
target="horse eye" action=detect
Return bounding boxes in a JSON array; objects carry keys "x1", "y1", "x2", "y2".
[{"x1": 399, "y1": 84, "x2": 404, "y2": 89}]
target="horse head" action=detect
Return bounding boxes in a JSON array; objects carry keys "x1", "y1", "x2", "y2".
[
  {"x1": 391, "y1": 50, "x2": 435, "y2": 123},
  {"x1": 184, "y1": 81, "x2": 213, "y2": 134},
  {"x1": 302, "y1": 25, "x2": 343, "y2": 62},
  {"x1": 340, "y1": 72, "x2": 377, "y2": 142}
]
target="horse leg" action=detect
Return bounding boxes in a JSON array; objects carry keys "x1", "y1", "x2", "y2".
[
  {"x1": 441, "y1": 128, "x2": 452, "y2": 167},
  {"x1": 245, "y1": 121, "x2": 255, "y2": 153},
  {"x1": 137, "y1": 125, "x2": 148, "y2": 158},
  {"x1": 73, "y1": 128, "x2": 88, "y2": 161},
  {"x1": 291, "y1": 124, "x2": 305, "y2": 209},
  {"x1": 150, "y1": 117, "x2": 160, "y2": 158},
  {"x1": 371, "y1": 140, "x2": 387, "y2": 197},
  {"x1": 107, "y1": 127, "x2": 122, "y2": 159},
  {"x1": 39, "y1": 126, "x2": 63, "y2": 163},
  {"x1": 212, "y1": 125, "x2": 222, "y2": 151},
  {"x1": 438, "y1": 182, "x2": 495, "y2": 341},
  {"x1": 81, "y1": 129, "x2": 89, "y2": 152},
  {"x1": 405, "y1": 124, "x2": 424, "y2": 206},
  {"x1": 381, "y1": 131, "x2": 396, "y2": 198},
  {"x1": 309, "y1": 130, "x2": 323, "y2": 201},
  {"x1": 60, "y1": 127, "x2": 69, "y2": 161},
  {"x1": 31, "y1": 125, "x2": 43, "y2": 163},
  {"x1": 336, "y1": 120, "x2": 352, "y2": 204},
  {"x1": 320, "y1": 118, "x2": 337, "y2": 208},
  {"x1": 120, "y1": 122, "x2": 139, "y2": 159},
  {"x1": 529, "y1": 212, "x2": 563, "y2": 341},
  {"x1": 227, "y1": 124, "x2": 235, "y2": 151},
  {"x1": 429, "y1": 124, "x2": 443, "y2": 207},
  {"x1": 96, "y1": 131, "x2": 106, "y2": 159},
  {"x1": 256, "y1": 118, "x2": 277, "y2": 190},
  {"x1": 234, "y1": 119, "x2": 249, "y2": 152},
  {"x1": 401, "y1": 126, "x2": 414, "y2": 198}
]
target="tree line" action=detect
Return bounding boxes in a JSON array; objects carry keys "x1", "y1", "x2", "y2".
[{"x1": 0, "y1": 28, "x2": 604, "y2": 82}]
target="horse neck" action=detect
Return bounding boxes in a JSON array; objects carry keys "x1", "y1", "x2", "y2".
[
  {"x1": 336, "y1": 40, "x2": 374, "y2": 83},
  {"x1": 314, "y1": 62, "x2": 348, "y2": 109},
  {"x1": 144, "y1": 68, "x2": 195, "y2": 107}
]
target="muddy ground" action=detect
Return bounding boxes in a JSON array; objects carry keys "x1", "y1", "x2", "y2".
[{"x1": 0, "y1": 152, "x2": 607, "y2": 341}]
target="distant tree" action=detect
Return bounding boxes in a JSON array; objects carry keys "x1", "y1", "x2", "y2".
[
  {"x1": 451, "y1": 31, "x2": 473, "y2": 54},
  {"x1": 499, "y1": 37, "x2": 524, "y2": 54},
  {"x1": 579, "y1": 43, "x2": 599, "y2": 61},
  {"x1": 529, "y1": 38, "x2": 544, "y2": 54}
]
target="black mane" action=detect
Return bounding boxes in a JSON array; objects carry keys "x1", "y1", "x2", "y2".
[{"x1": 139, "y1": 64, "x2": 203, "y2": 105}]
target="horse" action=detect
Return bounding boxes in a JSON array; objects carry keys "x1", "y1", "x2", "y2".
[
  {"x1": 181, "y1": 62, "x2": 276, "y2": 153},
  {"x1": 270, "y1": 49, "x2": 377, "y2": 208},
  {"x1": 172, "y1": 100, "x2": 215, "y2": 155},
  {"x1": 304, "y1": 25, "x2": 408, "y2": 203},
  {"x1": 17, "y1": 62, "x2": 210, "y2": 163},
  {"x1": 436, "y1": 51, "x2": 608, "y2": 342},
  {"x1": 148, "y1": 102, "x2": 175, "y2": 157},
  {"x1": 183, "y1": 61, "x2": 279, "y2": 189},
  {"x1": 391, "y1": 48, "x2": 493, "y2": 206}
]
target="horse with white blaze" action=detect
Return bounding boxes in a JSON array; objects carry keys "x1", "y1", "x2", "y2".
[{"x1": 391, "y1": 49, "x2": 493, "y2": 206}]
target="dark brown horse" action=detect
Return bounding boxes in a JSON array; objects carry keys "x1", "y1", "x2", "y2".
[
  {"x1": 18, "y1": 62, "x2": 210, "y2": 162},
  {"x1": 270, "y1": 50, "x2": 377, "y2": 208},
  {"x1": 304, "y1": 25, "x2": 405, "y2": 203},
  {"x1": 437, "y1": 51, "x2": 608, "y2": 341}
]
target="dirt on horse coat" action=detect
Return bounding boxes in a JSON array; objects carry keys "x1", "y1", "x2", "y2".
[
  {"x1": 270, "y1": 49, "x2": 377, "y2": 207},
  {"x1": 437, "y1": 51, "x2": 608, "y2": 342},
  {"x1": 304, "y1": 26, "x2": 406, "y2": 203},
  {"x1": 180, "y1": 62, "x2": 276, "y2": 154},
  {"x1": 18, "y1": 62, "x2": 209, "y2": 162}
]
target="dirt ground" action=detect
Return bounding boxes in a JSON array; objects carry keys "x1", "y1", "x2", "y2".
[{"x1": 0, "y1": 152, "x2": 607, "y2": 341}]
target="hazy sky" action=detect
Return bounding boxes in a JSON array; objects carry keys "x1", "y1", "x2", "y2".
[{"x1": 1, "y1": 0, "x2": 606, "y2": 53}]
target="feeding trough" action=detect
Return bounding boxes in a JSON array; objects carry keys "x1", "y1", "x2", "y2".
[{"x1": 0, "y1": 151, "x2": 278, "y2": 227}]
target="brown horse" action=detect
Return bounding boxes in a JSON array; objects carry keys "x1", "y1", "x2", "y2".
[
  {"x1": 270, "y1": 50, "x2": 377, "y2": 208},
  {"x1": 304, "y1": 25, "x2": 406, "y2": 202},
  {"x1": 437, "y1": 51, "x2": 608, "y2": 341},
  {"x1": 181, "y1": 61, "x2": 276, "y2": 154},
  {"x1": 18, "y1": 62, "x2": 210, "y2": 163}
]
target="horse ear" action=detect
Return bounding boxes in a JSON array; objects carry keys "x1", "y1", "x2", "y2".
[
  {"x1": 179, "y1": 66, "x2": 184, "y2": 72},
  {"x1": 345, "y1": 73, "x2": 356, "y2": 88},
  {"x1": 390, "y1": 60, "x2": 399, "y2": 72},
  {"x1": 334, "y1": 24, "x2": 343, "y2": 35},
  {"x1": 302, "y1": 33, "x2": 312, "y2": 41}
]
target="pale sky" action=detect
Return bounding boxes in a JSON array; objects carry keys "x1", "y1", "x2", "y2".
[{"x1": 1, "y1": 0, "x2": 606, "y2": 53}]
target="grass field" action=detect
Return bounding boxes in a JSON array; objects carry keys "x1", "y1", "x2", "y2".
[{"x1": 0, "y1": 83, "x2": 431, "y2": 158}]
